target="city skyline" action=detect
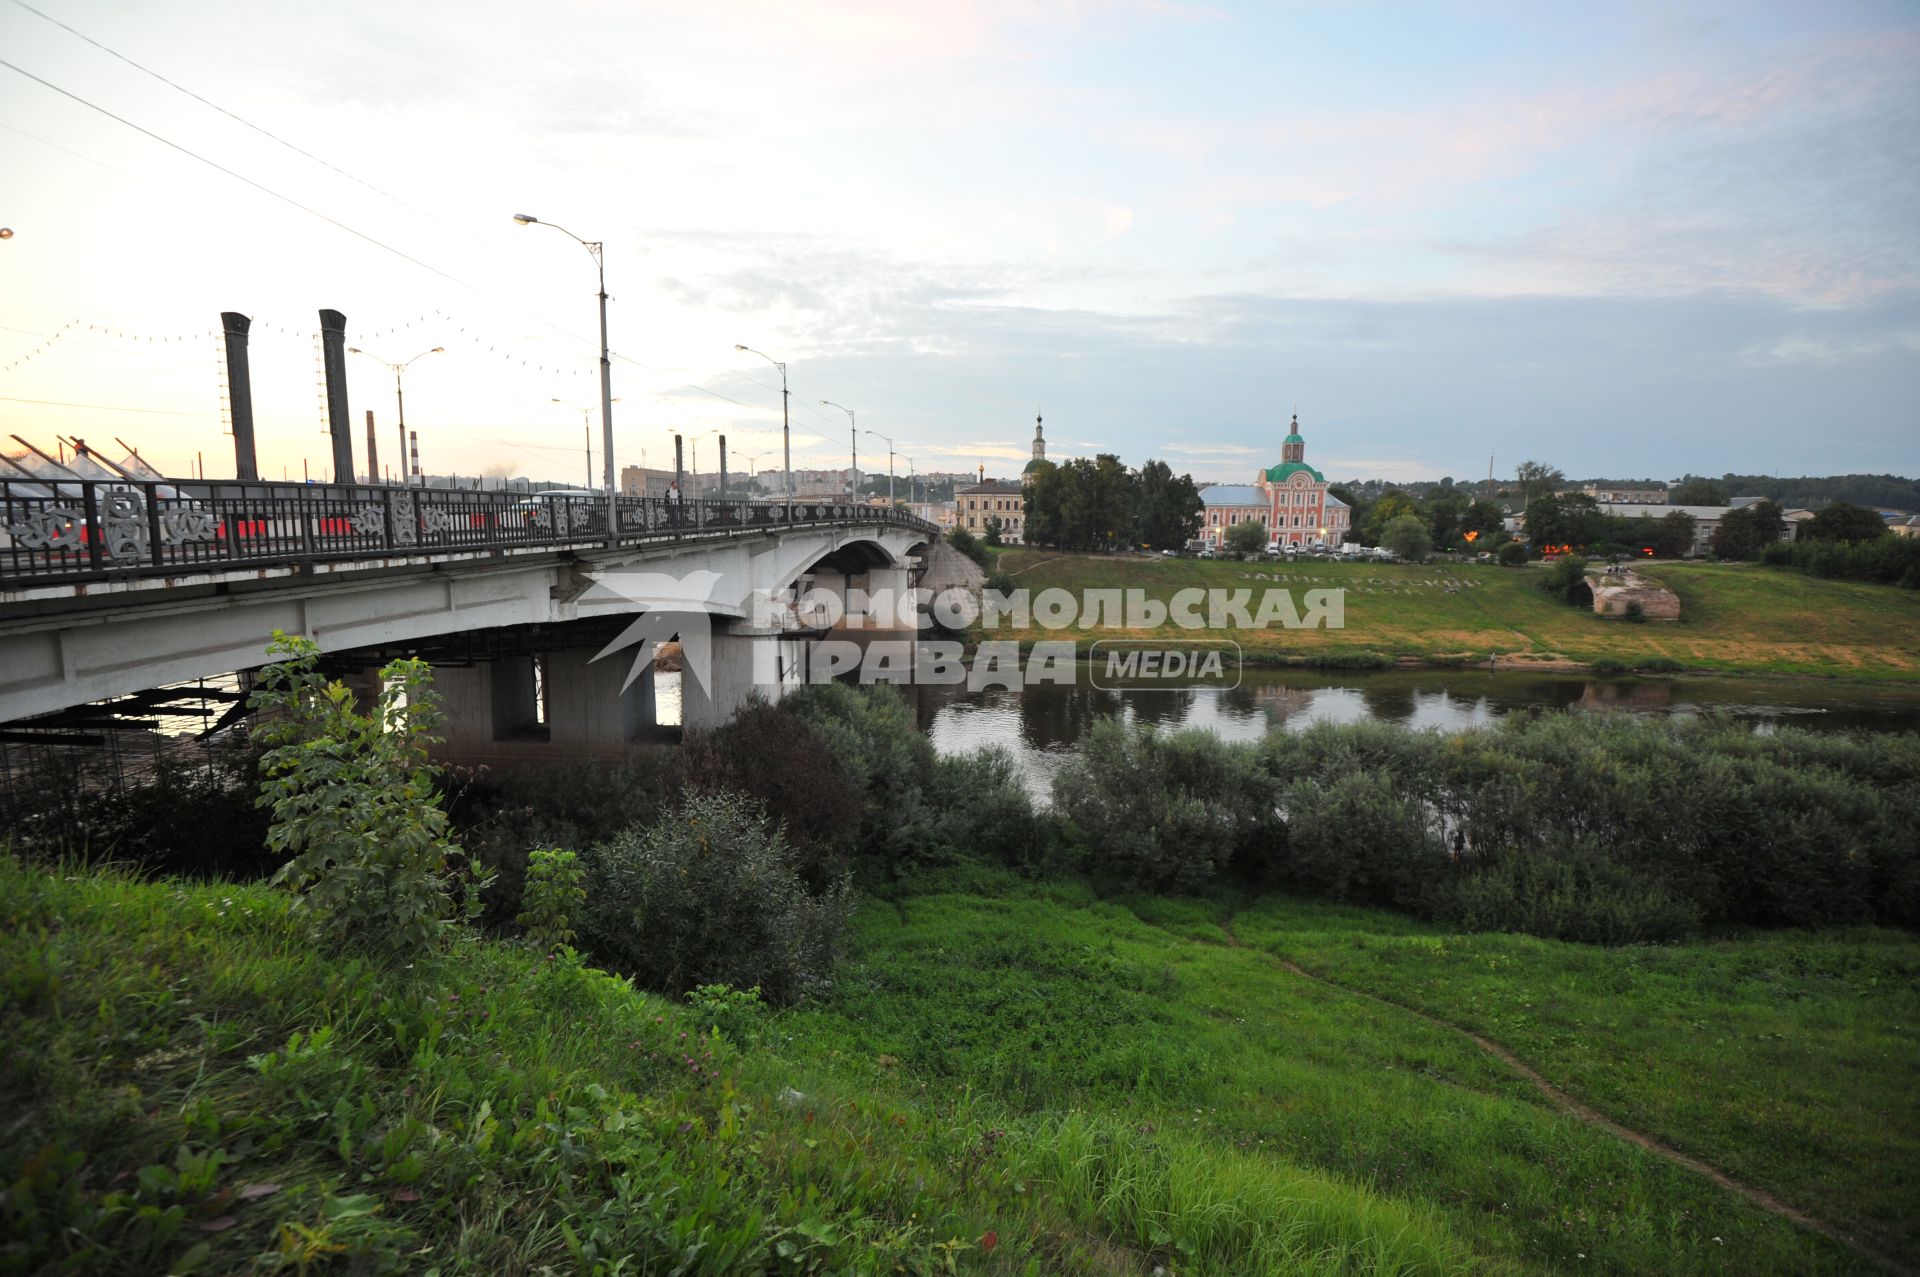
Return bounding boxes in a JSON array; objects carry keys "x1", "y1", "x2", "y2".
[{"x1": 2, "y1": 0, "x2": 1916, "y2": 485}]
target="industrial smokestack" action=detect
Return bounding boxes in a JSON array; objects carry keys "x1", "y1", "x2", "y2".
[
  {"x1": 674, "y1": 434, "x2": 684, "y2": 492},
  {"x1": 718, "y1": 434, "x2": 728, "y2": 501},
  {"x1": 220, "y1": 312, "x2": 258, "y2": 481},
  {"x1": 364, "y1": 410, "x2": 378, "y2": 487},
  {"x1": 409, "y1": 430, "x2": 421, "y2": 486},
  {"x1": 318, "y1": 310, "x2": 352, "y2": 482}
]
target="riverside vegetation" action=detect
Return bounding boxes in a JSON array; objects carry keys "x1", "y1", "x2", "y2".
[{"x1": 4, "y1": 639, "x2": 1917, "y2": 1274}]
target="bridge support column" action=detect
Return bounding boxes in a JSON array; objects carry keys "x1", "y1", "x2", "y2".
[{"x1": 679, "y1": 622, "x2": 808, "y2": 732}]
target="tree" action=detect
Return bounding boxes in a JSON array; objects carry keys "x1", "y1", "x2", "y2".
[
  {"x1": 1380, "y1": 513, "x2": 1433, "y2": 562},
  {"x1": 1461, "y1": 499, "x2": 1506, "y2": 541},
  {"x1": 1134, "y1": 459, "x2": 1204, "y2": 550},
  {"x1": 1423, "y1": 489, "x2": 1469, "y2": 548},
  {"x1": 982, "y1": 515, "x2": 1005, "y2": 547},
  {"x1": 1803, "y1": 502, "x2": 1888, "y2": 544},
  {"x1": 1022, "y1": 464, "x2": 1065, "y2": 548},
  {"x1": 250, "y1": 631, "x2": 484, "y2": 956},
  {"x1": 1522, "y1": 491, "x2": 1604, "y2": 550},
  {"x1": 1359, "y1": 489, "x2": 1419, "y2": 546},
  {"x1": 1672, "y1": 477, "x2": 1729, "y2": 506},
  {"x1": 1711, "y1": 499, "x2": 1786, "y2": 560},
  {"x1": 1225, "y1": 519, "x2": 1267, "y2": 554},
  {"x1": 1649, "y1": 509, "x2": 1698, "y2": 558},
  {"x1": 1515, "y1": 460, "x2": 1564, "y2": 505}
]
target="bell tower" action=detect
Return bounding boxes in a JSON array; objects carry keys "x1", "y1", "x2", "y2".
[{"x1": 1282, "y1": 413, "x2": 1305, "y2": 464}]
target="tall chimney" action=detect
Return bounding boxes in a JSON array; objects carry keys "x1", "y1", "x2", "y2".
[
  {"x1": 718, "y1": 434, "x2": 728, "y2": 500},
  {"x1": 220, "y1": 312, "x2": 258, "y2": 481},
  {"x1": 409, "y1": 430, "x2": 421, "y2": 486},
  {"x1": 318, "y1": 309, "x2": 352, "y2": 482},
  {"x1": 673, "y1": 434, "x2": 684, "y2": 492},
  {"x1": 364, "y1": 410, "x2": 378, "y2": 487}
]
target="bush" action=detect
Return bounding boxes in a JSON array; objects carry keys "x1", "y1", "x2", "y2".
[
  {"x1": 448, "y1": 755, "x2": 672, "y2": 924},
  {"x1": 1535, "y1": 554, "x2": 1591, "y2": 605},
  {"x1": 1430, "y1": 846, "x2": 1701, "y2": 945},
  {"x1": 947, "y1": 526, "x2": 991, "y2": 569},
  {"x1": 576, "y1": 791, "x2": 854, "y2": 1003},
  {"x1": 1053, "y1": 719, "x2": 1283, "y2": 890},
  {"x1": 517, "y1": 848, "x2": 585, "y2": 952},
  {"x1": 781, "y1": 684, "x2": 944, "y2": 873},
  {"x1": 250, "y1": 632, "x2": 484, "y2": 956},
  {"x1": 926, "y1": 746, "x2": 1057, "y2": 871},
  {"x1": 674, "y1": 698, "x2": 864, "y2": 887},
  {"x1": 1763, "y1": 535, "x2": 1920, "y2": 589},
  {"x1": 1496, "y1": 542, "x2": 1528, "y2": 567},
  {"x1": 1278, "y1": 771, "x2": 1445, "y2": 907}
]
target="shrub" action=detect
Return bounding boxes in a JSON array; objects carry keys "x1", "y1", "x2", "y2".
[
  {"x1": 1623, "y1": 600, "x2": 1647, "y2": 623},
  {"x1": 684, "y1": 982, "x2": 768, "y2": 1043},
  {"x1": 674, "y1": 698, "x2": 864, "y2": 887},
  {"x1": 1763, "y1": 535, "x2": 1920, "y2": 589},
  {"x1": 1535, "y1": 554, "x2": 1591, "y2": 605},
  {"x1": 250, "y1": 632, "x2": 484, "y2": 956},
  {"x1": 517, "y1": 849, "x2": 586, "y2": 952},
  {"x1": 1496, "y1": 541, "x2": 1528, "y2": 566},
  {"x1": 576, "y1": 791, "x2": 854, "y2": 1003},
  {"x1": 1053, "y1": 719, "x2": 1283, "y2": 890},
  {"x1": 782, "y1": 684, "x2": 945, "y2": 873},
  {"x1": 1589, "y1": 657, "x2": 1628, "y2": 676},
  {"x1": 449, "y1": 755, "x2": 672, "y2": 924},
  {"x1": 1278, "y1": 771, "x2": 1446, "y2": 907},
  {"x1": 1430, "y1": 846, "x2": 1701, "y2": 945},
  {"x1": 947, "y1": 526, "x2": 991, "y2": 568},
  {"x1": 984, "y1": 569, "x2": 1020, "y2": 596},
  {"x1": 925, "y1": 746, "x2": 1058, "y2": 871}
]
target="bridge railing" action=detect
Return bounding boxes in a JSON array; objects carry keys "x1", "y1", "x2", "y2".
[{"x1": 0, "y1": 479, "x2": 938, "y2": 588}]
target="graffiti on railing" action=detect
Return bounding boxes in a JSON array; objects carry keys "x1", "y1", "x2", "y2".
[{"x1": 1, "y1": 477, "x2": 936, "y2": 587}]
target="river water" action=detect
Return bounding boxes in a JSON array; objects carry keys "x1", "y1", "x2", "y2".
[{"x1": 904, "y1": 668, "x2": 1920, "y2": 799}]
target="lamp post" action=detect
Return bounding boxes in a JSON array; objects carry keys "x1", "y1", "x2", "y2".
[
  {"x1": 553, "y1": 397, "x2": 618, "y2": 489},
  {"x1": 734, "y1": 345, "x2": 790, "y2": 515},
  {"x1": 903, "y1": 455, "x2": 917, "y2": 507},
  {"x1": 515, "y1": 212, "x2": 615, "y2": 543},
  {"x1": 864, "y1": 429, "x2": 896, "y2": 509},
  {"x1": 348, "y1": 346, "x2": 443, "y2": 485},
  {"x1": 688, "y1": 426, "x2": 721, "y2": 499},
  {"x1": 820, "y1": 399, "x2": 858, "y2": 499},
  {"x1": 742, "y1": 451, "x2": 770, "y2": 494}
]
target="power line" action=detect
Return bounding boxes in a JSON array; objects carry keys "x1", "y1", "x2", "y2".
[
  {"x1": 0, "y1": 56, "x2": 495, "y2": 298},
  {"x1": 9, "y1": 0, "x2": 433, "y2": 222},
  {"x1": 0, "y1": 394, "x2": 211, "y2": 417}
]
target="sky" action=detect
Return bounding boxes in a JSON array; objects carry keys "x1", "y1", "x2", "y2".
[{"x1": 1, "y1": 0, "x2": 1916, "y2": 488}]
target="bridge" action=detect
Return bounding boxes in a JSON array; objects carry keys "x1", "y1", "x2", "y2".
[{"x1": 0, "y1": 476, "x2": 938, "y2": 756}]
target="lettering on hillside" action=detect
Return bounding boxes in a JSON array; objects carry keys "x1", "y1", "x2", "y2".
[{"x1": 1240, "y1": 570, "x2": 1480, "y2": 595}]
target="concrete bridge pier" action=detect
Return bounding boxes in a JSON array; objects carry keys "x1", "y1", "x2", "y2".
[
  {"x1": 431, "y1": 644, "x2": 668, "y2": 766},
  {"x1": 679, "y1": 620, "x2": 811, "y2": 732}
]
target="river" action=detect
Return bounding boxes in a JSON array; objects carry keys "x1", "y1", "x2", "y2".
[{"x1": 906, "y1": 667, "x2": 1920, "y2": 799}]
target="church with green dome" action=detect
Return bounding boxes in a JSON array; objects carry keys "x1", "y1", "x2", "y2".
[{"x1": 1198, "y1": 414, "x2": 1350, "y2": 550}]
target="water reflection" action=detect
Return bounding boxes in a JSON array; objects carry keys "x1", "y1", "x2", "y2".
[{"x1": 918, "y1": 667, "x2": 1920, "y2": 800}]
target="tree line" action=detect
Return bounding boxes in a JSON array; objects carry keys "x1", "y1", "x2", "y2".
[{"x1": 1020, "y1": 456, "x2": 1205, "y2": 551}]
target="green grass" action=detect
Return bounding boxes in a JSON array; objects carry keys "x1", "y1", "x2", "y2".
[
  {"x1": 1229, "y1": 898, "x2": 1920, "y2": 1264},
  {"x1": 790, "y1": 866, "x2": 1908, "y2": 1275},
  {"x1": 0, "y1": 860, "x2": 1476, "y2": 1276},
  {"x1": 7, "y1": 858, "x2": 1910, "y2": 1274},
  {"x1": 986, "y1": 552, "x2": 1920, "y2": 682}
]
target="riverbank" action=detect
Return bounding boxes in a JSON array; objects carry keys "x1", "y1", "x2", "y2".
[
  {"x1": 975, "y1": 552, "x2": 1920, "y2": 684},
  {"x1": 7, "y1": 857, "x2": 1911, "y2": 1275}
]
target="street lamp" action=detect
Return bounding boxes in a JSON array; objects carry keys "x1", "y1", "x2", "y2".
[
  {"x1": 553, "y1": 397, "x2": 618, "y2": 490},
  {"x1": 864, "y1": 429, "x2": 896, "y2": 508},
  {"x1": 689, "y1": 426, "x2": 721, "y2": 499},
  {"x1": 516, "y1": 212, "x2": 615, "y2": 543},
  {"x1": 742, "y1": 451, "x2": 770, "y2": 494},
  {"x1": 348, "y1": 345, "x2": 443, "y2": 485},
  {"x1": 820, "y1": 399, "x2": 859, "y2": 499},
  {"x1": 903, "y1": 455, "x2": 917, "y2": 506},
  {"x1": 734, "y1": 345, "x2": 790, "y2": 514}
]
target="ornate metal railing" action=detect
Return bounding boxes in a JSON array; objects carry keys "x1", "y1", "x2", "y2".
[{"x1": 0, "y1": 479, "x2": 937, "y2": 589}]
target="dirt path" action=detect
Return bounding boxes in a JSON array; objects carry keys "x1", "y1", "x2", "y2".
[{"x1": 1209, "y1": 916, "x2": 1910, "y2": 1276}]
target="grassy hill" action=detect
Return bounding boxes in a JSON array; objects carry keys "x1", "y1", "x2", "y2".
[
  {"x1": 6, "y1": 857, "x2": 1913, "y2": 1274},
  {"x1": 982, "y1": 553, "x2": 1920, "y2": 682}
]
